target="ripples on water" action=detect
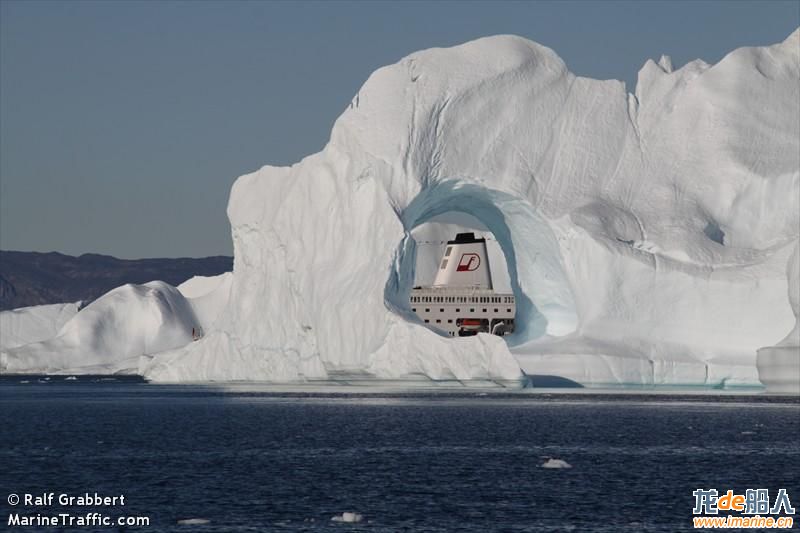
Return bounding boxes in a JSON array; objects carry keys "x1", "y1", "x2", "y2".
[{"x1": 1, "y1": 382, "x2": 798, "y2": 532}]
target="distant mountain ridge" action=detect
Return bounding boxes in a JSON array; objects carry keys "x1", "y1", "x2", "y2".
[{"x1": 0, "y1": 250, "x2": 232, "y2": 311}]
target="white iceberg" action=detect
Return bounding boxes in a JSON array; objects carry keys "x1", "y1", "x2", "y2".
[
  {"x1": 1, "y1": 281, "x2": 200, "y2": 374},
  {"x1": 3, "y1": 31, "x2": 799, "y2": 387},
  {"x1": 143, "y1": 31, "x2": 798, "y2": 386}
]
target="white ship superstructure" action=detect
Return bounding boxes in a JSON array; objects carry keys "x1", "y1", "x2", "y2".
[{"x1": 410, "y1": 232, "x2": 515, "y2": 337}]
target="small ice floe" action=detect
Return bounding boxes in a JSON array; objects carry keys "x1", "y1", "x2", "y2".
[
  {"x1": 19, "y1": 380, "x2": 30, "y2": 384},
  {"x1": 177, "y1": 518, "x2": 210, "y2": 525},
  {"x1": 740, "y1": 431, "x2": 756, "y2": 435},
  {"x1": 331, "y1": 512, "x2": 363, "y2": 523},
  {"x1": 65, "y1": 376, "x2": 78, "y2": 381},
  {"x1": 541, "y1": 458, "x2": 572, "y2": 469}
]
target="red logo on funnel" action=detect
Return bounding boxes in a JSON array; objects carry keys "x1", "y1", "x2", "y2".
[{"x1": 456, "y1": 253, "x2": 481, "y2": 272}]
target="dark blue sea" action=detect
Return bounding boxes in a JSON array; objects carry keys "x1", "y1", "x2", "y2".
[{"x1": 1, "y1": 380, "x2": 798, "y2": 532}]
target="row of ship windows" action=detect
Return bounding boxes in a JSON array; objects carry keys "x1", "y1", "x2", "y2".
[
  {"x1": 410, "y1": 295, "x2": 514, "y2": 304},
  {"x1": 413, "y1": 308, "x2": 512, "y2": 314},
  {"x1": 423, "y1": 319, "x2": 453, "y2": 324}
]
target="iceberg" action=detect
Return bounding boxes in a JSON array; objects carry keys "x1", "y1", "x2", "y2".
[
  {"x1": 3, "y1": 31, "x2": 799, "y2": 387},
  {"x1": 1, "y1": 281, "x2": 200, "y2": 374}
]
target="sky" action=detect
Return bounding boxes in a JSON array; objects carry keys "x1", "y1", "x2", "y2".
[{"x1": 1, "y1": 1, "x2": 798, "y2": 259}]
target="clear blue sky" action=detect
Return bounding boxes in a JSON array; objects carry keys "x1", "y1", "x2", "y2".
[{"x1": 1, "y1": 0, "x2": 797, "y2": 258}]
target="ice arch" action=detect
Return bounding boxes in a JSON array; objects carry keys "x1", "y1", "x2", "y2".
[{"x1": 384, "y1": 180, "x2": 578, "y2": 346}]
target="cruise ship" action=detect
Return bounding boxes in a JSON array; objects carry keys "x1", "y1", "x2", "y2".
[{"x1": 410, "y1": 232, "x2": 516, "y2": 337}]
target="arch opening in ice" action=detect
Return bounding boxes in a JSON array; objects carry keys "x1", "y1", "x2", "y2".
[{"x1": 384, "y1": 180, "x2": 578, "y2": 346}]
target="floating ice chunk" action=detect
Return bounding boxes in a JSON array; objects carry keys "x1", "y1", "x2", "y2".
[
  {"x1": 331, "y1": 512, "x2": 363, "y2": 523},
  {"x1": 541, "y1": 458, "x2": 572, "y2": 469},
  {"x1": 177, "y1": 518, "x2": 210, "y2": 525}
]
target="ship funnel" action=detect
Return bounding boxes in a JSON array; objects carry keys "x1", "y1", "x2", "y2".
[{"x1": 432, "y1": 233, "x2": 493, "y2": 289}]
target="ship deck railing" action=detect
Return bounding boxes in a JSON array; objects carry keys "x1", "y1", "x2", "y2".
[{"x1": 411, "y1": 286, "x2": 514, "y2": 295}]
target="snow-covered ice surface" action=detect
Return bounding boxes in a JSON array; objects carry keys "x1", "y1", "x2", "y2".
[
  {"x1": 177, "y1": 272, "x2": 233, "y2": 332},
  {"x1": 0, "y1": 302, "x2": 81, "y2": 351},
  {"x1": 4, "y1": 32, "x2": 800, "y2": 388},
  {"x1": 1, "y1": 282, "x2": 200, "y2": 375}
]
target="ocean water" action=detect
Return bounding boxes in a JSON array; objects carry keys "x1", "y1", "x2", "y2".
[{"x1": 1, "y1": 381, "x2": 798, "y2": 532}]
